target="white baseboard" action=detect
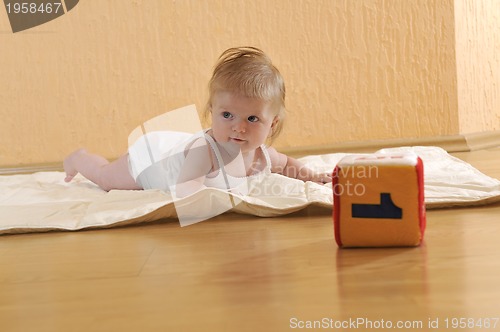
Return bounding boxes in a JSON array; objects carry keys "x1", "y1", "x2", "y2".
[{"x1": 280, "y1": 131, "x2": 500, "y2": 158}]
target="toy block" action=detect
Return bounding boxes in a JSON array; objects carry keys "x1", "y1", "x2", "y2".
[{"x1": 333, "y1": 151, "x2": 426, "y2": 248}]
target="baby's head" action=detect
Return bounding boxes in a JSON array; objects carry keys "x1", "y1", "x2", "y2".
[{"x1": 204, "y1": 47, "x2": 286, "y2": 143}]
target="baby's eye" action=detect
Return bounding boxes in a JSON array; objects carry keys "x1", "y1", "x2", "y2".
[
  {"x1": 222, "y1": 112, "x2": 232, "y2": 119},
  {"x1": 247, "y1": 115, "x2": 259, "y2": 122}
]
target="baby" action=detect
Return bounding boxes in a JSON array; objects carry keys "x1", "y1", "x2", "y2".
[{"x1": 64, "y1": 47, "x2": 332, "y2": 195}]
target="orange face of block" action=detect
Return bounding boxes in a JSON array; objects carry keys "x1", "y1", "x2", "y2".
[{"x1": 333, "y1": 157, "x2": 425, "y2": 248}]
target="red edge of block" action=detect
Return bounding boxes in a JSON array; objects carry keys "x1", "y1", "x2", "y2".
[
  {"x1": 416, "y1": 157, "x2": 426, "y2": 244},
  {"x1": 332, "y1": 166, "x2": 343, "y2": 247}
]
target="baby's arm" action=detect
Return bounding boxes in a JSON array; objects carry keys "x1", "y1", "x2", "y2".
[
  {"x1": 175, "y1": 138, "x2": 213, "y2": 197},
  {"x1": 267, "y1": 147, "x2": 332, "y2": 184}
]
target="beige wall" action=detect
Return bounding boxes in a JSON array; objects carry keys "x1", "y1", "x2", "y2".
[
  {"x1": 455, "y1": 0, "x2": 500, "y2": 133},
  {"x1": 0, "y1": 0, "x2": 498, "y2": 166}
]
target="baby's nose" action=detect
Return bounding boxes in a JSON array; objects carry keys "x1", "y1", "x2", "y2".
[{"x1": 233, "y1": 120, "x2": 247, "y2": 132}]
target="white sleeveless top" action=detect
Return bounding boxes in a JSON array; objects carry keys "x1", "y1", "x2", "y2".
[
  {"x1": 202, "y1": 133, "x2": 272, "y2": 190},
  {"x1": 128, "y1": 129, "x2": 272, "y2": 193}
]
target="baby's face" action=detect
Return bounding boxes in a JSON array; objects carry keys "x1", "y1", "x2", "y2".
[{"x1": 210, "y1": 91, "x2": 278, "y2": 154}]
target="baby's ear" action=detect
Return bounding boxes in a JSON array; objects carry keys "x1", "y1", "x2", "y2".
[
  {"x1": 268, "y1": 115, "x2": 280, "y2": 138},
  {"x1": 271, "y1": 115, "x2": 279, "y2": 128}
]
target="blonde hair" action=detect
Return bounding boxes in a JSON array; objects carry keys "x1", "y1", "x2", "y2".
[{"x1": 204, "y1": 47, "x2": 286, "y2": 142}]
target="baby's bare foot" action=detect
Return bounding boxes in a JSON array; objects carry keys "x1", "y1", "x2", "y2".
[{"x1": 63, "y1": 149, "x2": 86, "y2": 182}]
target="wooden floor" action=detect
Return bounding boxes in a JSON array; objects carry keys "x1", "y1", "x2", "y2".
[{"x1": 1, "y1": 148, "x2": 500, "y2": 332}]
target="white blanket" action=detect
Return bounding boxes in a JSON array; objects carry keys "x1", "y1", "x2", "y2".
[{"x1": 1, "y1": 147, "x2": 500, "y2": 234}]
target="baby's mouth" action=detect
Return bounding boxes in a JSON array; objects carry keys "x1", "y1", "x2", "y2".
[{"x1": 230, "y1": 137, "x2": 246, "y2": 143}]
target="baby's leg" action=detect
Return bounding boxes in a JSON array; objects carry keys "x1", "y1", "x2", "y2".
[{"x1": 63, "y1": 149, "x2": 141, "y2": 191}]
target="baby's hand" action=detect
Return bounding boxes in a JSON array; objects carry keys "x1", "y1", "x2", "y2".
[{"x1": 310, "y1": 171, "x2": 333, "y2": 184}]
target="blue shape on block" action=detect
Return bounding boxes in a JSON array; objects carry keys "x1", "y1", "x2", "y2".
[{"x1": 352, "y1": 193, "x2": 403, "y2": 219}]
